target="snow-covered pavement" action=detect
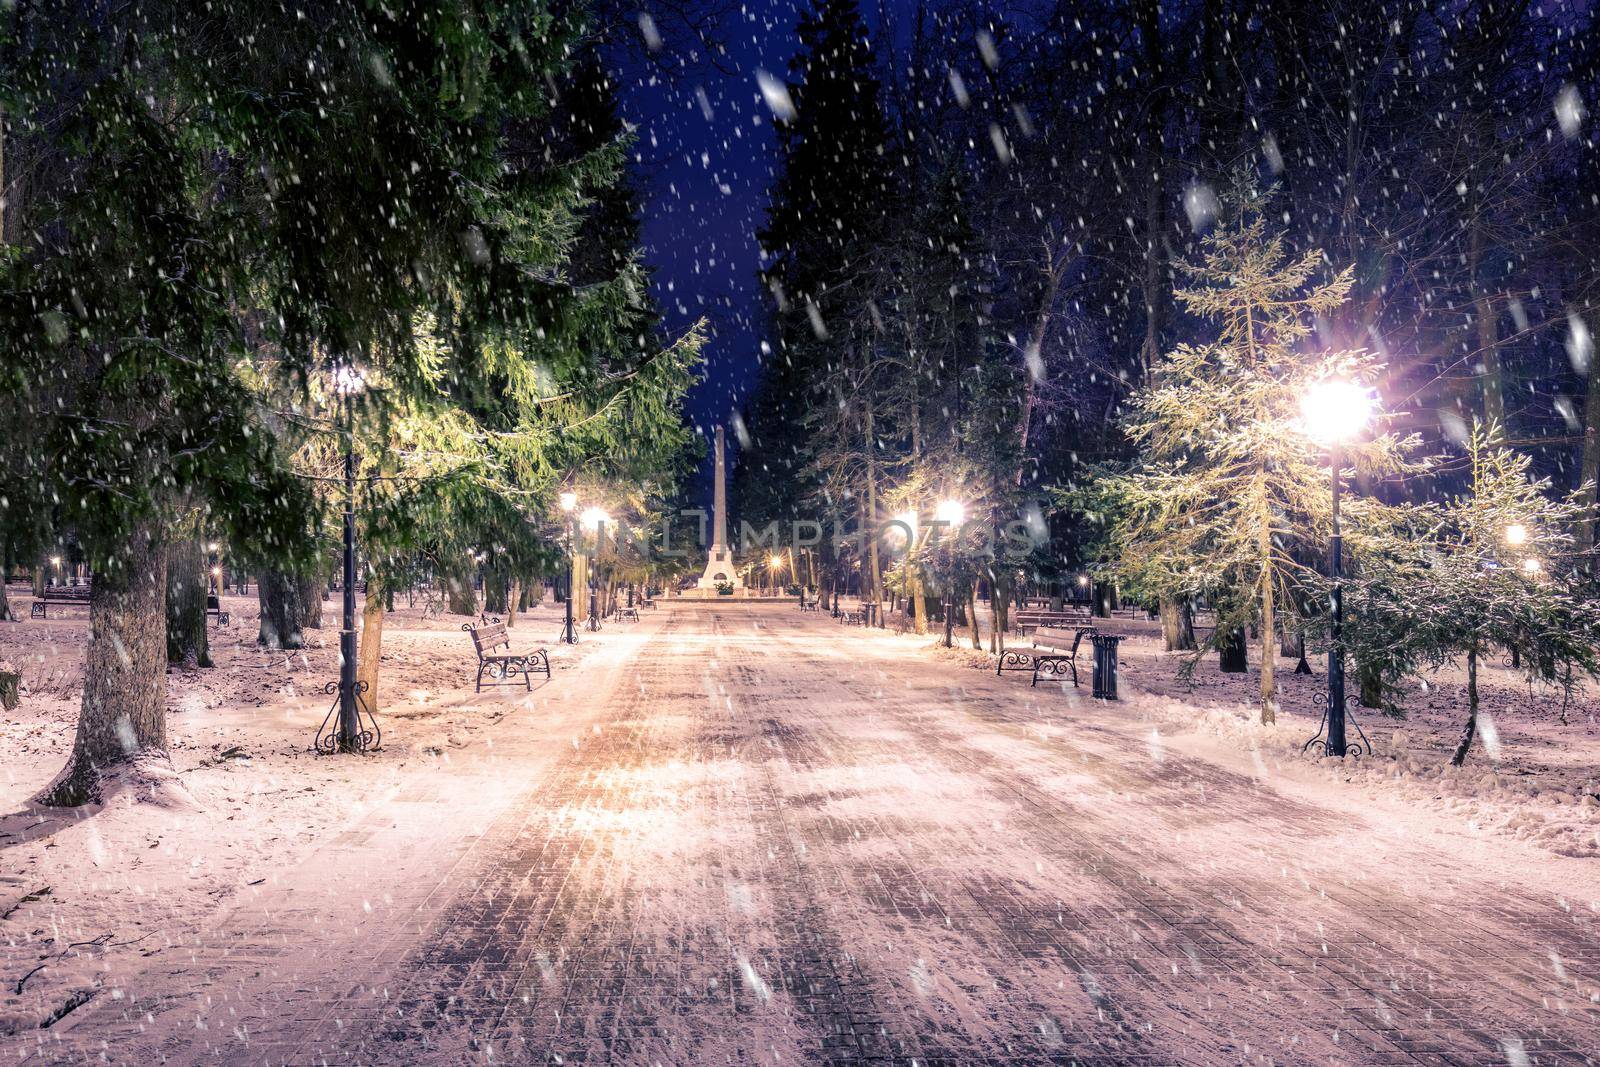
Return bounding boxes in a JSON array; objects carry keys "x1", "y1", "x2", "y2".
[{"x1": 13, "y1": 602, "x2": 1600, "y2": 1064}]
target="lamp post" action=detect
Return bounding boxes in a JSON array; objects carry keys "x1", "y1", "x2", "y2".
[
  {"x1": 936, "y1": 499, "x2": 965, "y2": 648},
  {"x1": 559, "y1": 492, "x2": 579, "y2": 644},
  {"x1": 1302, "y1": 380, "x2": 1374, "y2": 758},
  {"x1": 582, "y1": 507, "x2": 608, "y2": 630},
  {"x1": 315, "y1": 362, "x2": 376, "y2": 755}
]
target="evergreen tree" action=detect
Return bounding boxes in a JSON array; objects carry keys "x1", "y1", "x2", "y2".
[
  {"x1": 744, "y1": 0, "x2": 893, "y2": 531},
  {"x1": 1338, "y1": 426, "x2": 1600, "y2": 764},
  {"x1": 0, "y1": 1, "x2": 695, "y2": 804},
  {"x1": 1105, "y1": 189, "x2": 1419, "y2": 723}
]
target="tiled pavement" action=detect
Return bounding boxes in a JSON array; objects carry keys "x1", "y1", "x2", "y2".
[{"x1": 35, "y1": 605, "x2": 1600, "y2": 1064}]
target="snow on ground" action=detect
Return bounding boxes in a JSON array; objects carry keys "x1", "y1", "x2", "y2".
[
  {"x1": 0, "y1": 598, "x2": 1596, "y2": 1064},
  {"x1": 911, "y1": 606, "x2": 1600, "y2": 861},
  {"x1": 0, "y1": 591, "x2": 595, "y2": 1042}
]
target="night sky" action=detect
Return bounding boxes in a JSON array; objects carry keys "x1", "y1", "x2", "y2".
[{"x1": 613, "y1": 4, "x2": 801, "y2": 450}]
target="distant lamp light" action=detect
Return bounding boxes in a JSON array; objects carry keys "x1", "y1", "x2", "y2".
[
  {"x1": 1504, "y1": 524, "x2": 1528, "y2": 546},
  {"x1": 50, "y1": 556, "x2": 61, "y2": 568},
  {"x1": 1522, "y1": 558, "x2": 1543, "y2": 576},
  {"x1": 1302, "y1": 379, "x2": 1375, "y2": 444},
  {"x1": 768, "y1": 552, "x2": 784, "y2": 570},
  {"x1": 207, "y1": 541, "x2": 220, "y2": 553},
  {"x1": 332, "y1": 364, "x2": 366, "y2": 396},
  {"x1": 559, "y1": 492, "x2": 578, "y2": 513},
  {"x1": 935, "y1": 499, "x2": 965, "y2": 526},
  {"x1": 211, "y1": 567, "x2": 222, "y2": 578},
  {"x1": 1077, "y1": 575, "x2": 1090, "y2": 588},
  {"x1": 580, "y1": 507, "x2": 610, "y2": 530}
]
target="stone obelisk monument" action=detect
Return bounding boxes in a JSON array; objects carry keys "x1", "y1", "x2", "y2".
[{"x1": 695, "y1": 425, "x2": 743, "y2": 591}]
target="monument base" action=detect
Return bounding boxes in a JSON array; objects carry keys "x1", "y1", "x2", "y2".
[{"x1": 695, "y1": 546, "x2": 743, "y2": 591}]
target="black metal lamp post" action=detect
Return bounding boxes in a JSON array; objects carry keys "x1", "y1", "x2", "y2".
[
  {"x1": 559, "y1": 493, "x2": 579, "y2": 644},
  {"x1": 1325, "y1": 439, "x2": 1348, "y2": 755},
  {"x1": 316, "y1": 364, "x2": 379, "y2": 755},
  {"x1": 1301, "y1": 380, "x2": 1373, "y2": 759}
]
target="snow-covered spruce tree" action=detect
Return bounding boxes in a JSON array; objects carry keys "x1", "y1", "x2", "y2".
[
  {"x1": 0, "y1": 1, "x2": 686, "y2": 805},
  {"x1": 1352, "y1": 426, "x2": 1600, "y2": 765},
  {"x1": 1107, "y1": 189, "x2": 1419, "y2": 723}
]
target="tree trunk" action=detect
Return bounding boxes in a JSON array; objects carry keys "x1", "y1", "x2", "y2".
[
  {"x1": 1578, "y1": 300, "x2": 1600, "y2": 574},
  {"x1": 257, "y1": 569, "x2": 305, "y2": 650},
  {"x1": 967, "y1": 585, "x2": 982, "y2": 649},
  {"x1": 165, "y1": 535, "x2": 212, "y2": 669},
  {"x1": 484, "y1": 569, "x2": 509, "y2": 615},
  {"x1": 1451, "y1": 646, "x2": 1480, "y2": 766},
  {"x1": 1218, "y1": 627, "x2": 1248, "y2": 673},
  {"x1": 299, "y1": 572, "x2": 325, "y2": 629},
  {"x1": 446, "y1": 567, "x2": 478, "y2": 616},
  {"x1": 1357, "y1": 659, "x2": 1386, "y2": 711},
  {"x1": 1159, "y1": 596, "x2": 1195, "y2": 651},
  {"x1": 1092, "y1": 581, "x2": 1114, "y2": 618},
  {"x1": 1258, "y1": 509, "x2": 1277, "y2": 724},
  {"x1": 0, "y1": 668, "x2": 19, "y2": 711},
  {"x1": 911, "y1": 574, "x2": 928, "y2": 635},
  {"x1": 863, "y1": 408, "x2": 883, "y2": 622},
  {"x1": 356, "y1": 584, "x2": 385, "y2": 717},
  {"x1": 506, "y1": 579, "x2": 520, "y2": 628},
  {"x1": 41, "y1": 519, "x2": 167, "y2": 806}
]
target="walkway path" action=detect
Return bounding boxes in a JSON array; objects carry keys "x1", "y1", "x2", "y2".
[{"x1": 34, "y1": 604, "x2": 1600, "y2": 1064}]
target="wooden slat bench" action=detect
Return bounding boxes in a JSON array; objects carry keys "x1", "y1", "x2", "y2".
[
  {"x1": 1012, "y1": 609, "x2": 1092, "y2": 636},
  {"x1": 996, "y1": 625, "x2": 1095, "y2": 687},
  {"x1": 463, "y1": 619, "x2": 551, "y2": 692},
  {"x1": 618, "y1": 606, "x2": 641, "y2": 622},
  {"x1": 31, "y1": 583, "x2": 93, "y2": 619}
]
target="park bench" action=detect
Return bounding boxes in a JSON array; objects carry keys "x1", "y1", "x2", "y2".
[
  {"x1": 996, "y1": 625, "x2": 1095, "y2": 687},
  {"x1": 31, "y1": 582, "x2": 92, "y2": 619},
  {"x1": 618, "y1": 606, "x2": 641, "y2": 622},
  {"x1": 462, "y1": 619, "x2": 551, "y2": 692},
  {"x1": 1012, "y1": 608, "x2": 1092, "y2": 636},
  {"x1": 206, "y1": 593, "x2": 231, "y2": 626}
]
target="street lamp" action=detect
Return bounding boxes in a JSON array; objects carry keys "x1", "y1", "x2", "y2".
[
  {"x1": 936, "y1": 499, "x2": 965, "y2": 648},
  {"x1": 1504, "y1": 523, "x2": 1527, "y2": 546},
  {"x1": 559, "y1": 493, "x2": 579, "y2": 644},
  {"x1": 317, "y1": 362, "x2": 376, "y2": 754},
  {"x1": 1301, "y1": 379, "x2": 1374, "y2": 758},
  {"x1": 581, "y1": 507, "x2": 609, "y2": 630}
]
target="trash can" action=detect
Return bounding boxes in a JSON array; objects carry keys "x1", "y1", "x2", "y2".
[{"x1": 1090, "y1": 633, "x2": 1123, "y2": 700}]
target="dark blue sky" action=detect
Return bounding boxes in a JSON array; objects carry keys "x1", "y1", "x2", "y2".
[{"x1": 613, "y1": 4, "x2": 800, "y2": 445}]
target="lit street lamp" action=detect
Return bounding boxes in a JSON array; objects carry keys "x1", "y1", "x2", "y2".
[
  {"x1": 1302, "y1": 379, "x2": 1374, "y2": 758},
  {"x1": 936, "y1": 499, "x2": 965, "y2": 648},
  {"x1": 317, "y1": 362, "x2": 377, "y2": 754},
  {"x1": 559, "y1": 492, "x2": 579, "y2": 644}
]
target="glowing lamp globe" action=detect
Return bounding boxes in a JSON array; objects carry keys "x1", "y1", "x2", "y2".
[
  {"x1": 580, "y1": 507, "x2": 609, "y2": 530},
  {"x1": 1522, "y1": 558, "x2": 1543, "y2": 576},
  {"x1": 1504, "y1": 524, "x2": 1527, "y2": 546},
  {"x1": 1302, "y1": 380, "x2": 1374, "y2": 445},
  {"x1": 935, "y1": 500, "x2": 965, "y2": 526},
  {"x1": 559, "y1": 492, "x2": 578, "y2": 513}
]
